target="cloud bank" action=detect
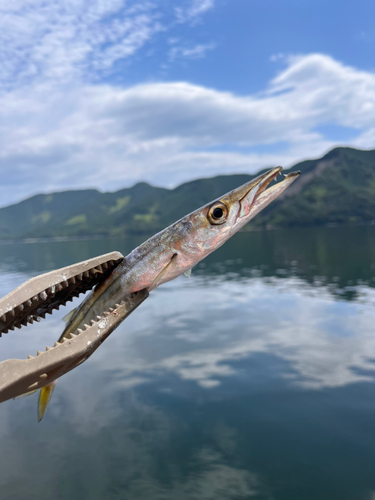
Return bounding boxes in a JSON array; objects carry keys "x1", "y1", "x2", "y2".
[{"x1": 0, "y1": 0, "x2": 374, "y2": 206}]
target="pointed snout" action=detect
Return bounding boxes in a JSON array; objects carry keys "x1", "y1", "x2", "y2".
[
  {"x1": 225, "y1": 167, "x2": 283, "y2": 219},
  {"x1": 222, "y1": 167, "x2": 300, "y2": 224},
  {"x1": 226, "y1": 167, "x2": 283, "y2": 207}
]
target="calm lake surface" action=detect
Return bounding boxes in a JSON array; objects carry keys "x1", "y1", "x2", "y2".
[{"x1": 1, "y1": 226, "x2": 375, "y2": 500}]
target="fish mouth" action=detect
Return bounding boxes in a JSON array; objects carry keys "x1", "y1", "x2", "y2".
[
  {"x1": 233, "y1": 167, "x2": 300, "y2": 221},
  {"x1": 249, "y1": 170, "x2": 301, "y2": 220}
]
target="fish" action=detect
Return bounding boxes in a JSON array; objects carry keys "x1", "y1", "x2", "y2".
[{"x1": 37, "y1": 167, "x2": 300, "y2": 420}]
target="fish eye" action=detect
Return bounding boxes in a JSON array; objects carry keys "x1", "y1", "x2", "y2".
[{"x1": 208, "y1": 202, "x2": 229, "y2": 225}]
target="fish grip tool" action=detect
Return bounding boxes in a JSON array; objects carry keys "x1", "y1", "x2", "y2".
[
  {"x1": 0, "y1": 252, "x2": 149, "y2": 403},
  {"x1": 0, "y1": 252, "x2": 124, "y2": 335}
]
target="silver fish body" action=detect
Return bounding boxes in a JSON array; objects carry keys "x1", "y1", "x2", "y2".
[
  {"x1": 63, "y1": 167, "x2": 300, "y2": 338},
  {"x1": 38, "y1": 167, "x2": 300, "y2": 420}
]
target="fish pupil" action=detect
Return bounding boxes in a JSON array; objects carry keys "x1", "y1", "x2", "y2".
[{"x1": 213, "y1": 207, "x2": 223, "y2": 219}]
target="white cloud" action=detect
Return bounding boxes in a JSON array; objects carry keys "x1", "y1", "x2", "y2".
[
  {"x1": 175, "y1": 0, "x2": 215, "y2": 24},
  {"x1": 0, "y1": 53, "x2": 375, "y2": 206},
  {"x1": 169, "y1": 42, "x2": 216, "y2": 61},
  {"x1": 0, "y1": 0, "x2": 163, "y2": 89}
]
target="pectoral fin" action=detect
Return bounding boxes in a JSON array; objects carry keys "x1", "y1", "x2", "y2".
[
  {"x1": 14, "y1": 389, "x2": 38, "y2": 399},
  {"x1": 149, "y1": 254, "x2": 178, "y2": 292},
  {"x1": 62, "y1": 308, "x2": 77, "y2": 325},
  {"x1": 38, "y1": 381, "x2": 56, "y2": 422},
  {"x1": 184, "y1": 268, "x2": 192, "y2": 278}
]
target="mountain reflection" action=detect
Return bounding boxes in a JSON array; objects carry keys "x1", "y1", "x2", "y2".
[{"x1": 2, "y1": 225, "x2": 375, "y2": 299}]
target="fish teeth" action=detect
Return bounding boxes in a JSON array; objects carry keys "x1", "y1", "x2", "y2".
[
  {"x1": 39, "y1": 291, "x2": 48, "y2": 300},
  {"x1": 70, "y1": 333, "x2": 77, "y2": 338},
  {"x1": 54, "y1": 342, "x2": 60, "y2": 347},
  {"x1": 26, "y1": 299, "x2": 32, "y2": 307},
  {"x1": 0, "y1": 314, "x2": 6, "y2": 322},
  {"x1": 84, "y1": 324, "x2": 90, "y2": 330},
  {"x1": 77, "y1": 328, "x2": 83, "y2": 334},
  {"x1": 37, "y1": 350, "x2": 43, "y2": 356},
  {"x1": 9, "y1": 309, "x2": 15, "y2": 317},
  {"x1": 97, "y1": 316, "x2": 103, "y2": 321},
  {"x1": 90, "y1": 319, "x2": 96, "y2": 325},
  {"x1": 28, "y1": 355, "x2": 34, "y2": 359},
  {"x1": 45, "y1": 346, "x2": 53, "y2": 351}
]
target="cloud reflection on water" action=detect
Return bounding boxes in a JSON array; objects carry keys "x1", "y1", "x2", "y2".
[{"x1": 82, "y1": 275, "x2": 375, "y2": 393}]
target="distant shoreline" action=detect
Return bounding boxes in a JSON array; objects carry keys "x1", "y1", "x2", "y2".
[{"x1": 2, "y1": 221, "x2": 375, "y2": 246}]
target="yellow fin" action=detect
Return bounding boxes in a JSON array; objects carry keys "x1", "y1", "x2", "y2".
[
  {"x1": 38, "y1": 382, "x2": 56, "y2": 422},
  {"x1": 62, "y1": 307, "x2": 77, "y2": 325},
  {"x1": 149, "y1": 254, "x2": 178, "y2": 292}
]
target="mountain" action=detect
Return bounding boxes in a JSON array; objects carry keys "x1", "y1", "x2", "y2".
[
  {"x1": 0, "y1": 146, "x2": 374, "y2": 240},
  {"x1": 254, "y1": 147, "x2": 375, "y2": 228}
]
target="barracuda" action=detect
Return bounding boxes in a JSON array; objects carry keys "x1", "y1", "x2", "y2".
[{"x1": 38, "y1": 167, "x2": 300, "y2": 420}]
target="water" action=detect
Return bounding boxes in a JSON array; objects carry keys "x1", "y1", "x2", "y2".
[{"x1": 1, "y1": 226, "x2": 375, "y2": 500}]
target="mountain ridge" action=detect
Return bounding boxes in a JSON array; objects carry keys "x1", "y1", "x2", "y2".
[{"x1": 1, "y1": 146, "x2": 374, "y2": 240}]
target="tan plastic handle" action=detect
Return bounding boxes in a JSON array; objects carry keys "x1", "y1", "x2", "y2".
[
  {"x1": 0, "y1": 252, "x2": 149, "y2": 403},
  {"x1": 0, "y1": 289, "x2": 148, "y2": 403}
]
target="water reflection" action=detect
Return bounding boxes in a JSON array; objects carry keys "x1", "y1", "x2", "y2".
[{"x1": 2, "y1": 226, "x2": 375, "y2": 499}]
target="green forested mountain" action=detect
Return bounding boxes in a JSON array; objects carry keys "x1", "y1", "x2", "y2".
[{"x1": 1, "y1": 146, "x2": 374, "y2": 240}]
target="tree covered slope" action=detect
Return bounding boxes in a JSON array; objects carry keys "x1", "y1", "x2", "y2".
[{"x1": 0, "y1": 147, "x2": 374, "y2": 240}]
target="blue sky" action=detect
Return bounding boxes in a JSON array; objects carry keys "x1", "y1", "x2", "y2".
[{"x1": 0, "y1": 0, "x2": 374, "y2": 206}]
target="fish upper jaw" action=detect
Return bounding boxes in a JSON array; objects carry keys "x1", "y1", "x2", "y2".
[{"x1": 236, "y1": 167, "x2": 283, "y2": 221}]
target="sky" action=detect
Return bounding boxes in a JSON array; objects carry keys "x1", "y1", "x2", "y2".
[{"x1": 0, "y1": 0, "x2": 374, "y2": 207}]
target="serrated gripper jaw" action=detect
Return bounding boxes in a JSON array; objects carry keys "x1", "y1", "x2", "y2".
[
  {"x1": 0, "y1": 289, "x2": 149, "y2": 403},
  {"x1": 0, "y1": 252, "x2": 124, "y2": 335}
]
